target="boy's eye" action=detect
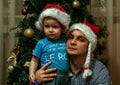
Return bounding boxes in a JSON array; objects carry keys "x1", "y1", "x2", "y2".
[
  {"x1": 44, "y1": 25, "x2": 59, "y2": 29},
  {"x1": 44, "y1": 25, "x2": 50, "y2": 28},
  {"x1": 52, "y1": 26, "x2": 57, "y2": 28},
  {"x1": 52, "y1": 25, "x2": 59, "y2": 28}
]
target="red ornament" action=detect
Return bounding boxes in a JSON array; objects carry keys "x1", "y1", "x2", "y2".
[
  {"x1": 16, "y1": 45, "x2": 21, "y2": 51},
  {"x1": 21, "y1": 8, "x2": 28, "y2": 15}
]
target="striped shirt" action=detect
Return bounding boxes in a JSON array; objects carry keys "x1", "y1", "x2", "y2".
[{"x1": 69, "y1": 59, "x2": 112, "y2": 85}]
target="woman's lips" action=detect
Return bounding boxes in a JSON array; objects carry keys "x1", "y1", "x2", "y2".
[{"x1": 68, "y1": 47, "x2": 76, "y2": 51}]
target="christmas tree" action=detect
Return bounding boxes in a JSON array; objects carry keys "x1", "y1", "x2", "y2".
[{"x1": 7, "y1": 0, "x2": 109, "y2": 84}]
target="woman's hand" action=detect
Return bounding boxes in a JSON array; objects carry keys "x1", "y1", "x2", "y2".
[{"x1": 35, "y1": 62, "x2": 57, "y2": 84}]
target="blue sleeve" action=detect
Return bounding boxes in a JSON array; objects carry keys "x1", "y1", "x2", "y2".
[{"x1": 33, "y1": 40, "x2": 43, "y2": 58}]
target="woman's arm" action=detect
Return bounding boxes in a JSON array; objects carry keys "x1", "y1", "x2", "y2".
[{"x1": 35, "y1": 62, "x2": 57, "y2": 84}]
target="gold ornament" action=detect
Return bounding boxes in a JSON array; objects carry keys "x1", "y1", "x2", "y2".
[
  {"x1": 24, "y1": 61, "x2": 30, "y2": 67},
  {"x1": 24, "y1": 28, "x2": 34, "y2": 38},
  {"x1": 72, "y1": 0, "x2": 80, "y2": 9}
]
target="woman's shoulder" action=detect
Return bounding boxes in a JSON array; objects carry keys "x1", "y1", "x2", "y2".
[
  {"x1": 94, "y1": 59, "x2": 107, "y2": 67},
  {"x1": 92, "y1": 59, "x2": 108, "y2": 70},
  {"x1": 90, "y1": 59, "x2": 112, "y2": 84},
  {"x1": 91, "y1": 59, "x2": 110, "y2": 76}
]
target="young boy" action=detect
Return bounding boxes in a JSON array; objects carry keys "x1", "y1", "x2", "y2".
[{"x1": 29, "y1": 4, "x2": 71, "y2": 85}]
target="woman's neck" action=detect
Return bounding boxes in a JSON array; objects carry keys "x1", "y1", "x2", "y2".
[{"x1": 69, "y1": 55, "x2": 86, "y2": 74}]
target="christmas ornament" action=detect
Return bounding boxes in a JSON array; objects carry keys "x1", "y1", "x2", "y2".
[
  {"x1": 72, "y1": 0, "x2": 80, "y2": 9},
  {"x1": 21, "y1": 8, "x2": 28, "y2": 15},
  {"x1": 8, "y1": 65, "x2": 14, "y2": 72},
  {"x1": 24, "y1": 61, "x2": 30, "y2": 67},
  {"x1": 98, "y1": 37, "x2": 106, "y2": 45},
  {"x1": 7, "y1": 45, "x2": 20, "y2": 67},
  {"x1": 7, "y1": 52, "x2": 17, "y2": 66},
  {"x1": 24, "y1": 28, "x2": 34, "y2": 38},
  {"x1": 16, "y1": 45, "x2": 21, "y2": 51}
]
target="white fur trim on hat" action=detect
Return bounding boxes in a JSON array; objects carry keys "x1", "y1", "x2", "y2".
[
  {"x1": 35, "y1": 8, "x2": 71, "y2": 32},
  {"x1": 67, "y1": 23, "x2": 97, "y2": 78},
  {"x1": 67, "y1": 23, "x2": 97, "y2": 51}
]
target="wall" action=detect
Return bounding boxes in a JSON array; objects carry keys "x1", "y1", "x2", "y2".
[
  {"x1": 0, "y1": 0, "x2": 22, "y2": 84},
  {"x1": 107, "y1": 0, "x2": 120, "y2": 85},
  {"x1": 91, "y1": 0, "x2": 120, "y2": 85}
]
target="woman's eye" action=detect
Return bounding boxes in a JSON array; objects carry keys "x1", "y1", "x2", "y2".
[
  {"x1": 79, "y1": 38, "x2": 85, "y2": 42},
  {"x1": 67, "y1": 35, "x2": 73, "y2": 39},
  {"x1": 78, "y1": 37, "x2": 87, "y2": 42}
]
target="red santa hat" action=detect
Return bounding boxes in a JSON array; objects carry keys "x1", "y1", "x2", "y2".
[
  {"x1": 67, "y1": 20, "x2": 100, "y2": 78},
  {"x1": 35, "y1": 4, "x2": 71, "y2": 32}
]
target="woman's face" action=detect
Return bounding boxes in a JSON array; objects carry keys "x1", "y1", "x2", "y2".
[
  {"x1": 43, "y1": 17, "x2": 64, "y2": 40},
  {"x1": 66, "y1": 29, "x2": 89, "y2": 57}
]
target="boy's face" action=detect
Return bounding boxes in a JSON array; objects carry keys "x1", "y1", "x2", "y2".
[{"x1": 43, "y1": 18, "x2": 64, "y2": 40}]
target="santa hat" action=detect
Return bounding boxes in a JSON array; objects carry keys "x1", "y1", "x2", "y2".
[
  {"x1": 35, "y1": 4, "x2": 71, "y2": 32},
  {"x1": 67, "y1": 20, "x2": 100, "y2": 78}
]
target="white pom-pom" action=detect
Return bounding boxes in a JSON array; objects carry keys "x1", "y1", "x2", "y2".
[
  {"x1": 35, "y1": 21, "x2": 41, "y2": 30},
  {"x1": 8, "y1": 65, "x2": 14, "y2": 71},
  {"x1": 82, "y1": 69, "x2": 92, "y2": 79}
]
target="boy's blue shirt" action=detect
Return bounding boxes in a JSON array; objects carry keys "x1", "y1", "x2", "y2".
[{"x1": 33, "y1": 35, "x2": 69, "y2": 71}]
